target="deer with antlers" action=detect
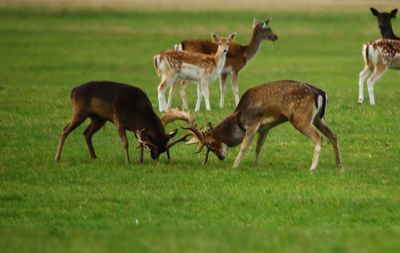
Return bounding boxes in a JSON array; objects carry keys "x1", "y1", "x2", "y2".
[
  {"x1": 184, "y1": 80, "x2": 342, "y2": 171},
  {"x1": 170, "y1": 18, "x2": 278, "y2": 110},
  {"x1": 54, "y1": 81, "x2": 192, "y2": 163},
  {"x1": 154, "y1": 32, "x2": 236, "y2": 112},
  {"x1": 358, "y1": 39, "x2": 400, "y2": 105}
]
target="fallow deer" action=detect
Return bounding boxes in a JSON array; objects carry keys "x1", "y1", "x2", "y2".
[
  {"x1": 358, "y1": 39, "x2": 400, "y2": 105},
  {"x1": 370, "y1": 7, "x2": 399, "y2": 40},
  {"x1": 184, "y1": 80, "x2": 342, "y2": 171},
  {"x1": 54, "y1": 81, "x2": 191, "y2": 163},
  {"x1": 154, "y1": 32, "x2": 236, "y2": 112},
  {"x1": 170, "y1": 17, "x2": 278, "y2": 109}
]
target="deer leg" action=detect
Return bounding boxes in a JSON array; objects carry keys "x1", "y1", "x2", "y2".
[
  {"x1": 367, "y1": 66, "x2": 387, "y2": 105},
  {"x1": 314, "y1": 118, "x2": 342, "y2": 168},
  {"x1": 179, "y1": 80, "x2": 189, "y2": 111},
  {"x1": 255, "y1": 130, "x2": 269, "y2": 165},
  {"x1": 194, "y1": 82, "x2": 202, "y2": 112},
  {"x1": 83, "y1": 116, "x2": 105, "y2": 159},
  {"x1": 201, "y1": 80, "x2": 211, "y2": 111},
  {"x1": 116, "y1": 125, "x2": 130, "y2": 163},
  {"x1": 231, "y1": 71, "x2": 240, "y2": 106},
  {"x1": 358, "y1": 65, "x2": 371, "y2": 104},
  {"x1": 219, "y1": 73, "x2": 228, "y2": 108},
  {"x1": 54, "y1": 113, "x2": 87, "y2": 161},
  {"x1": 291, "y1": 120, "x2": 322, "y2": 172},
  {"x1": 167, "y1": 80, "x2": 178, "y2": 108},
  {"x1": 233, "y1": 124, "x2": 259, "y2": 168},
  {"x1": 158, "y1": 75, "x2": 176, "y2": 112}
]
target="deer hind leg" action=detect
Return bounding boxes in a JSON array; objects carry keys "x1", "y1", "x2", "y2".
[
  {"x1": 116, "y1": 125, "x2": 130, "y2": 163},
  {"x1": 83, "y1": 116, "x2": 106, "y2": 159},
  {"x1": 291, "y1": 118, "x2": 322, "y2": 172},
  {"x1": 179, "y1": 80, "x2": 189, "y2": 111},
  {"x1": 219, "y1": 73, "x2": 228, "y2": 108},
  {"x1": 255, "y1": 130, "x2": 269, "y2": 165},
  {"x1": 233, "y1": 124, "x2": 259, "y2": 168},
  {"x1": 231, "y1": 71, "x2": 240, "y2": 106},
  {"x1": 158, "y1": 75, "x2": 176, "y2": 112},
  {"x1": 167, "y1": 80, "x2": 178, "y2": 108},
  {"x1": 367, "y1": 65, "x2": 387, "y2": 105},
  {"x1": 358, "y1": 65, "x2": 372, "y2": 104},
  {"x1": 54, "y1": 111, "x2": 88, "y2": 161},
  {"x1": 314, "y1": 118, "x2": 342, "y2": 168}
]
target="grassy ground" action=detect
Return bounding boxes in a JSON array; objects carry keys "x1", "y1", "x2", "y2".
[{"x1": 1, "y1": 8, "x2": 400, "y2": 253}]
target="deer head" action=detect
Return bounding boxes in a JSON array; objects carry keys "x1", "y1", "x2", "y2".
[
  {"x1": 253, "y1": 17, "x2": 278, "y2": 41},
  {"x1": 211, "y1": 32, "x2": 237, "y2": 54},
  {"x1": 183, "y1": 122, "x2": 227, "y2": 164},
  {"x1": 370, "y1": 7, "x2": 399, "y2": 39}
]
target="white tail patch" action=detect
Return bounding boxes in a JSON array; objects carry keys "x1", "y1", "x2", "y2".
[{"x1": 174, "y1": 43, "x2": 183, "y2": 51}]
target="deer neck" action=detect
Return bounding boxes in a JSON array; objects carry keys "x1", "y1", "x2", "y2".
[
  {"x1": 381, "y1": 26, "x2": 400, "y2": 40},
  {"x1": 213, "y1": 112, "x2": 245, "y2": 147},
  {"x1": 214, "y1": 49, "x2": 228, "y2": 73},
  {"x1": 244, "y1": 28, "x2": 263, "y2": 62}
]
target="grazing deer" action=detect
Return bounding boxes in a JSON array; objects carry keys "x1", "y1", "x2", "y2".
[
  {"x1": 370, "y1": 7, "x2": 399, "y2": 40},
  {"x1": 184, "y1": 80, "x2": 342, "y2": 171},
  {"x1": 54, "y1": 81, "x2": 191, "y2": 163},
  {"x1": 171, "y1": 17, "x2": 278, "y2": 109},
  {"x1": 358, "y1": 39, "x2": 400, "y2": 105},
  {"x1": 154, "y1": 32, "x2": 236, "y2": 112}
]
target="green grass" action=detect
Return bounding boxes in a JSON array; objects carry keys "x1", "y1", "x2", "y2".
[{"x1": 1, "y1": 8, "x2": 400, "y2": 253}]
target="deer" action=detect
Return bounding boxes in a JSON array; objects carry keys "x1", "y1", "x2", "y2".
[
  {"x1": 54, "y1": 81, "x2": 193, "y2": 163},
  {"x1": 183, "y1": 80, "x2": 342, "y2": 172},
  {"x1": 370, "y1": 7, "x2": 399, "y2": 40},
  {"x1": 358, "y1": 39, "x2": 400, "y2": 105},
  {"x1": 170, "y1": 17, "x2": 278, "y2": 110},
  {"x1": 154, "y1": 32, "x2": 236, "y2": 113}
]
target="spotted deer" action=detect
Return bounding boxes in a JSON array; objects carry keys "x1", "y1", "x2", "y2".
[
  {"x1": 54, "y1": 81, "x2": 192, "y2": 163},
  {"x1": 358, "y1": 39, "x2": 400, "y2": 105},
  {"x1": 154, "y1": 33, "x2": 236, "y2": 112},
  {"x1": 184, "y1": 80, "x2": 342, "y2": 171},
  {"x1": 370, "y1": 7, "x2": 399, "y2": 40},
  {"x1": 170, "y1": 18, "x2": 278, "y2": 110}
]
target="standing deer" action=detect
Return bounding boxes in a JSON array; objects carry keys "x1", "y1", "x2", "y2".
[
  {"x1": 184, "y1": 80, "x2": 342, "y2": 171},
  {"x1": 370, "y1": 7, "x2": 399, "y2": 40},
  {"x1": 54, "y1": 81, "x2": 191, "y2": 163},
  {"x1": 154, "y1": 32, "x2": 236, "y2": 113},
  {"x1": 170, "y1": 17, "x2": 278, "y2": 109},
  {"x1": 358, "y1": 39, "x2": 400, "y2": 105}
]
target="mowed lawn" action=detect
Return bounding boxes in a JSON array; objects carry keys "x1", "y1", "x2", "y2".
[{"x1": 1, "y1": 8, "x2": 400, "y2": 253}]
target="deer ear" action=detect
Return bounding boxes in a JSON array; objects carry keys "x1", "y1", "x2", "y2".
[
  {"x1": 228, "y1": 32, "x2": 237, "y2": 41},
  {"x1": 391, "y1": 9, "x2": 398, "y2": 18},
  {"x1": 168, "y1": 129, "x2": 178, "y2": 139},
  {"x1": 252, "y1": 17, "x2": 259, "y2": 28},
  {"x1": 206, "y1": 122, "x2": 214, "y2": 134},
  {"x1": 370, "y1": 7, "x2": 380, "y2": 17},
  {"x1": 211, "y1": 32, "x2": 219, "y2": 41}
]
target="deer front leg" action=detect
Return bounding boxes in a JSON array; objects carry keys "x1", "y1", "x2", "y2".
[
  {"x1": 233, "y1": 124, "x2": 259, "y2": 168},
  {"x1": 255, "y1": 130, "x2": 269, "y2": 165},
  {"x1": 219, "y1": 73, "x2": 228, "y2": 108},
  {"x1": 194, "y1": 82, "x2": 202, "y2": 112},
  {"x1": 117, "y1": 126, "x2": 130, "y2": 163},
  {"x1": 200, "y1": 80, "x2": 211, "y2": 111}
]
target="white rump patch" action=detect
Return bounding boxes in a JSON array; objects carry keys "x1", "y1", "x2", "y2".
[{"x1": 174, "y1": 43, "x2": 183, "y2": 51}]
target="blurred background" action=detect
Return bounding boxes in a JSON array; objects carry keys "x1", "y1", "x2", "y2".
[{"x1": 0, "y1": 0, "x2": 398, "y2": 10}]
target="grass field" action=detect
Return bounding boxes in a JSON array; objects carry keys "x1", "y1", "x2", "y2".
[{"x1": 1, "y1": 7, "x2": 400, "y2": 253}]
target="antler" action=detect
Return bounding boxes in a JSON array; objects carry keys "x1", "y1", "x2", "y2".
[{"x1": 161, "y1": 108, "x2": 195, "y2": 126}]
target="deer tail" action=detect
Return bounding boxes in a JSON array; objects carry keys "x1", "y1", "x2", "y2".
[
  {"x1": 315, "y1": 92, "x2": 327, "y2": 119},
  {"x1": 153, "y1": 55, "x2": 161, "y2": 76}
]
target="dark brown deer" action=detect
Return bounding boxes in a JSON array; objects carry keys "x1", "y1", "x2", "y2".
[
  {"x1": 170, "y1": 18, "x2": 278, "y2": 110},
  {"x1": 54, "y1": 81, "x2": 190, "y2": 163},
  {"x1": 184, "y1": 80, "x2": 342, "y2": 171},
  {"x1": 370, "y1": 7, "x2": 399, "y2": 40}
]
